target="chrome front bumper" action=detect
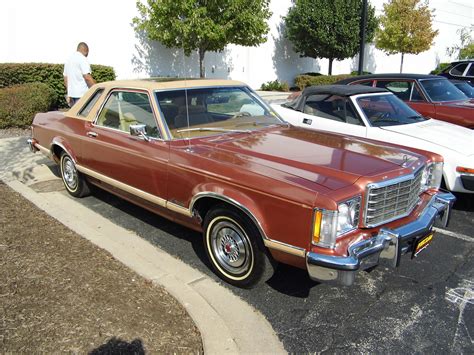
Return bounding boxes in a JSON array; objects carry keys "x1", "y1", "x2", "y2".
[{"x1": 306, "y1": 191, "x2": 456, "y2": 286}]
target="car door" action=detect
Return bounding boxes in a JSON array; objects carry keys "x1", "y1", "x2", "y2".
[
  {"x1": 81, "y1": 89, "x2": 169, "y2": 200},
  {"x1": 299, "y1": 94, "x2": 367, "y2": 137}
]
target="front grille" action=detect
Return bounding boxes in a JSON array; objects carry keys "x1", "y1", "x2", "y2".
[{"x1": 364, "y1": 168, "x2": 423, "y2": 227}]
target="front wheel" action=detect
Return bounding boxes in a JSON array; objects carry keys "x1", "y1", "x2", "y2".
[
  {"x1": 203, "y1": 206, "x2": 275, "y2": 288},
  {"x1": 59, "y1": 152, "x2": 90, "y2": 197}
]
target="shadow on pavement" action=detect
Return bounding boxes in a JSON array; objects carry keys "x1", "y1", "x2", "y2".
[{"x1": 89, "y1": 337, "x2": 145, "y2": 355}]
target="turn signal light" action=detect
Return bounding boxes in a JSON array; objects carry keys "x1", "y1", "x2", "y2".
[{"x1": 456, "y1": 166, "x2": 474, "y2": 174}]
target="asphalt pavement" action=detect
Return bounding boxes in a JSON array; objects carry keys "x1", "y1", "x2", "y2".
[{"x1": 2, "y1": 135, "x2": 473, "y2": 353}]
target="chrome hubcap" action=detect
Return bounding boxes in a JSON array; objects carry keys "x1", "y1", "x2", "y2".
[
  {"x1": 211, "y1": 222, "x2": 250, "y2": 274},
  {"x1": 62, "y1": 157, "x2": 77, "y2": 190}
]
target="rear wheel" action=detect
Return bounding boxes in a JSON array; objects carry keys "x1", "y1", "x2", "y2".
[
  {"x1": 203, "y1": 206, "x2": 275, "y2": 288},
  {"x1": 59, "y1": 152, "x2": 90, "y2": 197}
]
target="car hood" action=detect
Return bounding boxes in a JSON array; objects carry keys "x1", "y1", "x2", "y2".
[
  {"x1": 381, "y1": 119, "x2": 474, "y2": 156},
  {"x1": 202, "y1": 127, "x2": 422, "y2": 191}
]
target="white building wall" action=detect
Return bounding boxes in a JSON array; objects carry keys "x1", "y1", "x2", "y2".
[{"x1": 0, "y1": 0, "x2": 472, "y2": 89}]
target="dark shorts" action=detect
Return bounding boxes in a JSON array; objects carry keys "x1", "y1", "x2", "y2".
[{"x1": 70, "y1": 97, "x2": 80, "y2": 107}]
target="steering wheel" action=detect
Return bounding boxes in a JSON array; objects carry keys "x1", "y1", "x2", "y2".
[{"x1": 371, "y1": 111, "x2": 391, "y2": 122}]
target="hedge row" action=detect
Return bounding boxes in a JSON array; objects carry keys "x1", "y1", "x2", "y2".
[
  {"x1": 294, "y1": 74, "x2": 354, "y2": 90},
  {"x1": 0, "y1": 83, "x2": 57, "y2": 129},
  {"x1": 0, "y1": 63, "x2": 115, "y2": 108}
]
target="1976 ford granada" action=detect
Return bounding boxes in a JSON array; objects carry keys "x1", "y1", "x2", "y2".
[{"x1": 28, "y1": 79, "x2": 455, "y2": 288}]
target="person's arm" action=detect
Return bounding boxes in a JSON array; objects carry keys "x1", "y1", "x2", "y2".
[
  {"x1": 63, "y1": 76, "x2": 72, "y2": 106},
  {"x1": 83, "y1": 73, "x2": 96, "y2": 88}
]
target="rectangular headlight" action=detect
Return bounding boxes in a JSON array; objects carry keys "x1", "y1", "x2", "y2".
[
  {"x1": 312, "y1": 197, "x2": 361, "y2": 249},
  {"x1": 421, "y1": 162, "x2": 443, "y2": 191}
]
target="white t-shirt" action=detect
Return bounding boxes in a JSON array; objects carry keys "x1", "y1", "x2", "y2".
[{"x1": 63, "y1": 51, "x2": 91, "y2": 98}]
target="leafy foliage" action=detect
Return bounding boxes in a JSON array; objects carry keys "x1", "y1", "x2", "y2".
[
  {"x1": 375, "y1": 0, "x2": 438, "y2": 72},
  {"x1": 295, "y1": 74, "x2": 353, "y2": 90},
  {"x1": 446, "y1": 27, "x2": 474, "y2": 60},
  {"x1": 260, "y1": 80, "x2": 289, "y2": 91},
  {"x1": 0, "y1": 83, "x2": 57, "y2": 128},
  {"x1": 0, "y1": 63, "x2": 115, "y2": 108},
  {"x1": 133, "y1": 0, "x2": 271, "y2": 77},
  {"x1": 284, "y1": 0, "x2": 378, "y2": 75}
]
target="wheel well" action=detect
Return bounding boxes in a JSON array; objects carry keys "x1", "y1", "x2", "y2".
[
  {"x1": 51, "y1": 144, "x2": 65, "y2": 163},
  {"x1": 193, "y1": 197, "x2": 264, "y2": 237}
]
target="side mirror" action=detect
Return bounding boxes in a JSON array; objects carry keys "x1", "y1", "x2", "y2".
[{"x1": 130, "y1": 124, "x2": 150, "y2": 142}]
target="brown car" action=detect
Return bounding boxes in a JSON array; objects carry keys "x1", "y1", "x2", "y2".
[
  {"x1": 28, "y1": 79, "x2": 455, "y2": 288},
  {"x1": 337, "y1": 74, "x2": 474, "y2": 128}
]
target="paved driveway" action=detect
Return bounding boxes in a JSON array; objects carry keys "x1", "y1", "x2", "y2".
[{"x1": 2, "y1": 137, "x2": 473, "y2": 353}]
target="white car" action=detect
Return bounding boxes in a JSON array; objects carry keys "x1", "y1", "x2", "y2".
[{"x1": 272, "y1": 85, "x2": 474, "y2": 193}]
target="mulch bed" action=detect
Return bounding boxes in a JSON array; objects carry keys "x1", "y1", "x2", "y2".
[{"x1": 0, "y1": 182, "x2": 203, "y2": 353}]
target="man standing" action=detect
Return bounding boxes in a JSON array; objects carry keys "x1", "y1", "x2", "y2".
[{"x1": 63, "y1": 42, "x2": 96, "y2": 107}]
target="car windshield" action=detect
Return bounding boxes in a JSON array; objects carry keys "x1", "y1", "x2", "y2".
[
  {"x1": 452, "y1": 81, "x2": 474, "y2": 98},
  {"x1": 155, "y1": 86, "x2": 284, "y2": 138},
  {"x1": 356, "y1": 93, "x2": 427, "y2": 127},
  {"x1": 420, "y1": 78, "x2": 468, "y2": 102}
]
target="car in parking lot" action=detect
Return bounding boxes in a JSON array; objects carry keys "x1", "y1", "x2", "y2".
[
  {"x1": 439, "y1": 59, "x2": 474, "y2": 83},
  {"x1": 272, "y1": 85, "x2": 474, "y2": 194},
  {"x1": 28, "y1": 79, "x2": 455, "y2": 288},
  {"x1": 451, "y1": 79, "x2": 474, "y2": 98},
  {"x1": 336, "y1": 74, "x2": 474, "y2": 128}
]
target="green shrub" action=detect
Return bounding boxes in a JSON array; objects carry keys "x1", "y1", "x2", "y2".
[
  {"x1": 430, "y1": 62, "x2": 450, "y2": 75},
  {"x1": 0, "y1": 83, "x2": 57, "y2": 128},
  {"x1": 0, "y1": 63, "x2": 115, "y2": 108},
  {"x1": 294, "y1": 74, "x2": 353, "y2": 90},
  {"x1": 350, "y1": 70, "x2": 372, "y2": 75},
  {"x1": 260, "y1": 79, "x2": 289, "y2": 92}
]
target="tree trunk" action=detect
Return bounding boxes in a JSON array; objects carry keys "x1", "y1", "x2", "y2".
[
  {"x1": 328, "y1": 58, "x2": 333, "y2": 75},
  {"x1": 199, "y1": 48, "x2": 206, "y2": 78},
  {"x1": 400, "y1": 53, "x2": 404, "y2": 73}
]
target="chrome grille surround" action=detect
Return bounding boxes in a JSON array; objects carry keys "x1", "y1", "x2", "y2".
[{"x1": 363, "y1": 166, "x2": 424, "y2": 228}]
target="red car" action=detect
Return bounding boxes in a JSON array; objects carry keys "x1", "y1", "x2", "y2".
[
  {"x1": 337, "y1": 74, "x2": 474, "y2": 128},
  {"x1": 28, "y1": 79, "x2": 455, "y2": 288}
]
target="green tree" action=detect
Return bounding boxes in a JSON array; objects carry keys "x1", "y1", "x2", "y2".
[
  {"x1": 447, "y1": 27, "x2": 474, "y2": 60},
  {"x1": 133, "y1": 0, "x2": 271, "y2": 78},
  {"x1": 284, "y1": 0, "x2": 378, "y2": 75},
  {"x1": 375, "y1": 0, "x2": 438, "y2": 73}
]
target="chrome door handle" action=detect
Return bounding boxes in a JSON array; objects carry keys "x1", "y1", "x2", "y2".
[{"x1": 86, "y1": 131, "x2": 98, "y2": 138}]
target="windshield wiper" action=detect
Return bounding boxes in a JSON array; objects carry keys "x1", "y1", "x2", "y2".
[
  {"x1": 176, "y1": 127, "x2": 251, "y2": 134},
  {"x1": 407, "y1": 115, "x2": 424, "y2": 119}
]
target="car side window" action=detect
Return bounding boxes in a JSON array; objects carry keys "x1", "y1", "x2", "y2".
[
  {"x1": 303, "y1": 95, "x2": 363, "y2": 126},
  {"x1": 410, "y1": 84, "x2": 424, "y2": 102},
  {"x1": 96, "y1": 91, "x2": 160, "y2": 138},
  {"x1": 450, "y1": 63, "x2": 468, "y2": 76},
  {"x1": 79, "y1": 89, "x2": 104, "y2": 117},
  {"x1": 376, "y1": 80, "x2": 412, "y2": 101},
  {"x1": 356, "y1": 80, "x2": 374, "y2": 86}
]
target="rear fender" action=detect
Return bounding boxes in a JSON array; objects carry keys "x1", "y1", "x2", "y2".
[{"x1": 50, "y1": 137, "x2": 77, "y2": 164}]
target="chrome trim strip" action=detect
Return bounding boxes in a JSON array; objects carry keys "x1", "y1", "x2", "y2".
[
  {"x1": 166, "y1": 201, "x2": 192, "y2": 217},
  {"x1": 76, "y1": 165, "x2": 167, "y2": 208},
  {"x1": 190, "y1": 192, "x2": 268, "y2": 239},
  {"x1": 264, "y1": 239, "x2": 306, "y2": 258},
  {"x1": 50, "y1": 140, "x2": 76, "y2": 163}
]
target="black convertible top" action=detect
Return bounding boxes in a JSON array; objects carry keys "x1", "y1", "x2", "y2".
[
  {"x1": 284, "y1": 84, "x2": 387, "y2": 111},
  {"x1": 303, "y1": 84, "x2": 387, "y2": 96}
]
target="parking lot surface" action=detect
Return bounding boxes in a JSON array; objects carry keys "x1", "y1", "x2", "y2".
[{"x1": 74, "y1": 187, "x2": 473, "y2": 353}]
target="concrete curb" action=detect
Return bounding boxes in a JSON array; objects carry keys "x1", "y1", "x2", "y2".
[{"x1": 6, "y1": 177, "x2": 286, "y2": 354}]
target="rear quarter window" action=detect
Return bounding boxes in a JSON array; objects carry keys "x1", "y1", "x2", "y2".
[{"x1": 78, "y1": 89, "x2": 104, "y2": 117}]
